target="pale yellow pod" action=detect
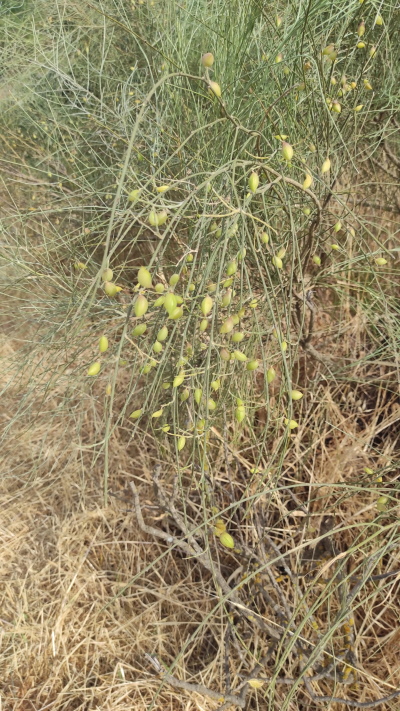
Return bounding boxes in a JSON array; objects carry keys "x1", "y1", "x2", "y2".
[
  {"x1": 99, "y1": 335, "x2": 109, "y2": 352},
  {"x1": 87, "y1": 361, "x2": 101, "y2": 376}
]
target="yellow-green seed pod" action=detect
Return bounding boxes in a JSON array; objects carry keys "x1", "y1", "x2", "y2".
[
  {"x1": 222, "y1": 289, "x2": 232, "y2": 307},
  {"x1": 233, "y1": 350, "x2": 248, "y2": 362},
  {"x1": 199, "y1": 319, "x2": 208, "y2": 332},
  {"x1": 162, "y1": 382, "x2": 171, "y2": 390},
  {"x1": 157, "y1": 209, "x2": 168, "y2": 226},
  {"x1": 99, "y1": 335, "x2": 109, "y2": 353},
  {"x1": 267, "y1": 367, "x2": 276, "y2": 384},
  {"x1": 276, "y1": 15, "x2": 282, "y2": 28},
  {"x1": 161, "y1": 424, "x2": 170, "y2": 433},
  {"x1": 375, "y1": 257, "x2": 387, "y2": 266},
  {"x1": 142, "y1": 364, "x2": 152, "y2": 374},
  {"x1": 248, "y1": 172, "x2": 259, "y2": 193},
  {"x1": 197, "y1": 418, "x2": 205, "y2": 432},
  {"x1": 321, "y1": 158, "x2": 331, "y2": 174},
  {"x1": 102, "y1": 268, "x2": 113, "y2": 282},
  {"x1": 157, "y1": 326, "x2": 168, "y2": 342},
  {"x1": 186, "y1": 253, "x2": 194, "y2": 263},
  {"x1": 354, "y1": 104, "x2": 364, "y2": 112},
  {"x1": 281, "y1": 340, "x2": 288, "y2": 352},
  {"x1": 151, "y1": 408, "x2": 163, "y2": 418},
  {"x1": 132, "y1": 323, "x2": 147, "y2": 337},
  {"x1": 104, "y1": 281, "x2": 118, "y2": 297},
  {"x1": 260, "y1": 231, "x2": 269, "y2": 244},
  {"x1": 282, "y1": 141, "x2": 293, "y2": 161},
  {"x1": 376, "y1": 495, "x2": 388, "y2": 511},
  {"x1": 164, "y1": 292, "x2": 178, "y2": 315},
  {"x1": 284, "y1": 418, "x2": 298, "y2": 429},
  {"x1": 134, "y1": 294, "x2": 149, "y2": 317},
  {"x1": 208, "y1": 81, "x2": 221, "y2": 98},
  {"x1": 201, "y1": 296, "x2": 213, "y2": 316},
  {"x1": 220, "y1": 348, "x2": 231, "y2": 361},
  {"x1": 364, "y1": 467, "x2": 374, "y2": 475},
  {"x1": 275, "y1": 53, "x2": 283, "y2": 63},
  {"x1": 236, "y1": 397, "x2": 244, "y2": 406},
  {"x1": 334, "y1": 221, "x2": 342, "y2": 232},
  {"x1": 137, "y1": 267, "x2": 152, "y2": 289},
  {"x1": 148, "y1": 209, "x2": 158, "y2": 227},
  {"x1": 272, "y1": 255, "x2": 283, "y2": 269},
  {"x1": 331, "y1": 76, "x2": 337, "y2": 85},
  {"x1": 232, "y1": 331, "x2": 244, "y2": 343},
  {"x1": 219, "y1": 532, "x2": 235, "y2": 549},
  {"x1": 188, "y1": 283, "x2": 195, "y2": 292},
  {"x1": 211, "y1": 379, "x2": 221, "y2": 391},
  {"x1": 291, "y1": 389, "x2": 303, "y2": 401},
  {"x1": 177, "y1": 436, "x2": 186, "y2": 451},
  {"x1": 369, "y1": 46, "x2": 377, "y2": 58},
  {"x1": 226, "y1": 260, "x2": 237, "y2": 276},
  {"x1": 332, "y1": 101, "x2": 341, "y2": 113},
  {"x1": 180, "y1": 387, "x2": 190, "y2": 403},
  {"x1": 202, "y1": 52, "x2": 214, "y2": 68},
  {"x1": 223, "y1": 278, "x2": 233, "y2": 288},
  {"x1": 154, "y1": 296, "x2": 165, "y2": 308},
  {"x1": 169, "y1": 273, "x2": 179, "y2": 287},
  {"x1": 235, "y1": 405, "x2": 246, "y2": 423},
  {"x1": 87, "y1": 361, "x2": 101, "y2": 376},
  {"x1": 155, "y1": 282, "x2": 165, "y2": 294},
  {"x1": 322, "y1": 44, "x2": 335, "y2": 56},
  {"x1": 375, "y1": 14, "x2": 383, "y2": 26},
  {"x1": 357, "y1": 21, "x2": 365, "y2": 37},
  {"x1": 227, "y1": 222, "x2": 239, "y2": 238},
  {"x1": 175, "y1": 295, "x2": 183, "y2": 305},
  {"x1": 169, "y1": 306, "x2": 184, "y2": 320},
  {"x1": 277, "y1": 246, "x2": 286, "y2": 259},
  {"x1": 130, "y1": 409, "x2": 143, "y2": 419},
  {"x1": 156, "y1": 184, "x2": 169, "y2": 193},
  {"x1": 220, "y1": 317, "x2": 234, "y2": 334},
  {"x1": 173, "y1": 372, "x2": 185, "y2": 387},
  {"x1": 214, "y1": 519, "x2": 226, "y2": 536},
  {"x1": 74, "y1": 261, "x2": 87, "y2": 270},
  {"x1": 303, "y1": 207, "x2": 311, "y2": 216},
  {"x1": 194, "y1": 388, "x2": 202, "y2": 405},
  {"x1": 246, "y1": 359, "x2": 259, "y2": 371},
  {"x1": 331, "y1": 244, "x2": 340, "y2": 250},
  {"x1": 249, "y1": 679, "x2": 264, "y2": 690},
  {"x1": 303, "y1": 173, "x2": 313, "y2": 190},
  {"x1": 207, "y1": 398, "x2": 217, "y2": 411},
  {"x1": 128, "y1": 189, "x2": 140, "y2": 202},
  {"x1": 153, "y1": 341, "x2": 163, "y2": 354},
  {"x1": 312, "y1": 255, "x2": 321, "y2": 266},
  {"x1": 363, "y1": 79, "x2": 373, "y2": 90}
]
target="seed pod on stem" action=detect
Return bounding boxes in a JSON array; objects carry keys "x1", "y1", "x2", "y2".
[{"x1": 201, "y1": 52, "x2": 214, "y2": 68}]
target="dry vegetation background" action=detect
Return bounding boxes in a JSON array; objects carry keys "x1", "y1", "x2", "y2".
[{"x1": 1, "y1": 1, "x2": 399, "y2": 710}]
